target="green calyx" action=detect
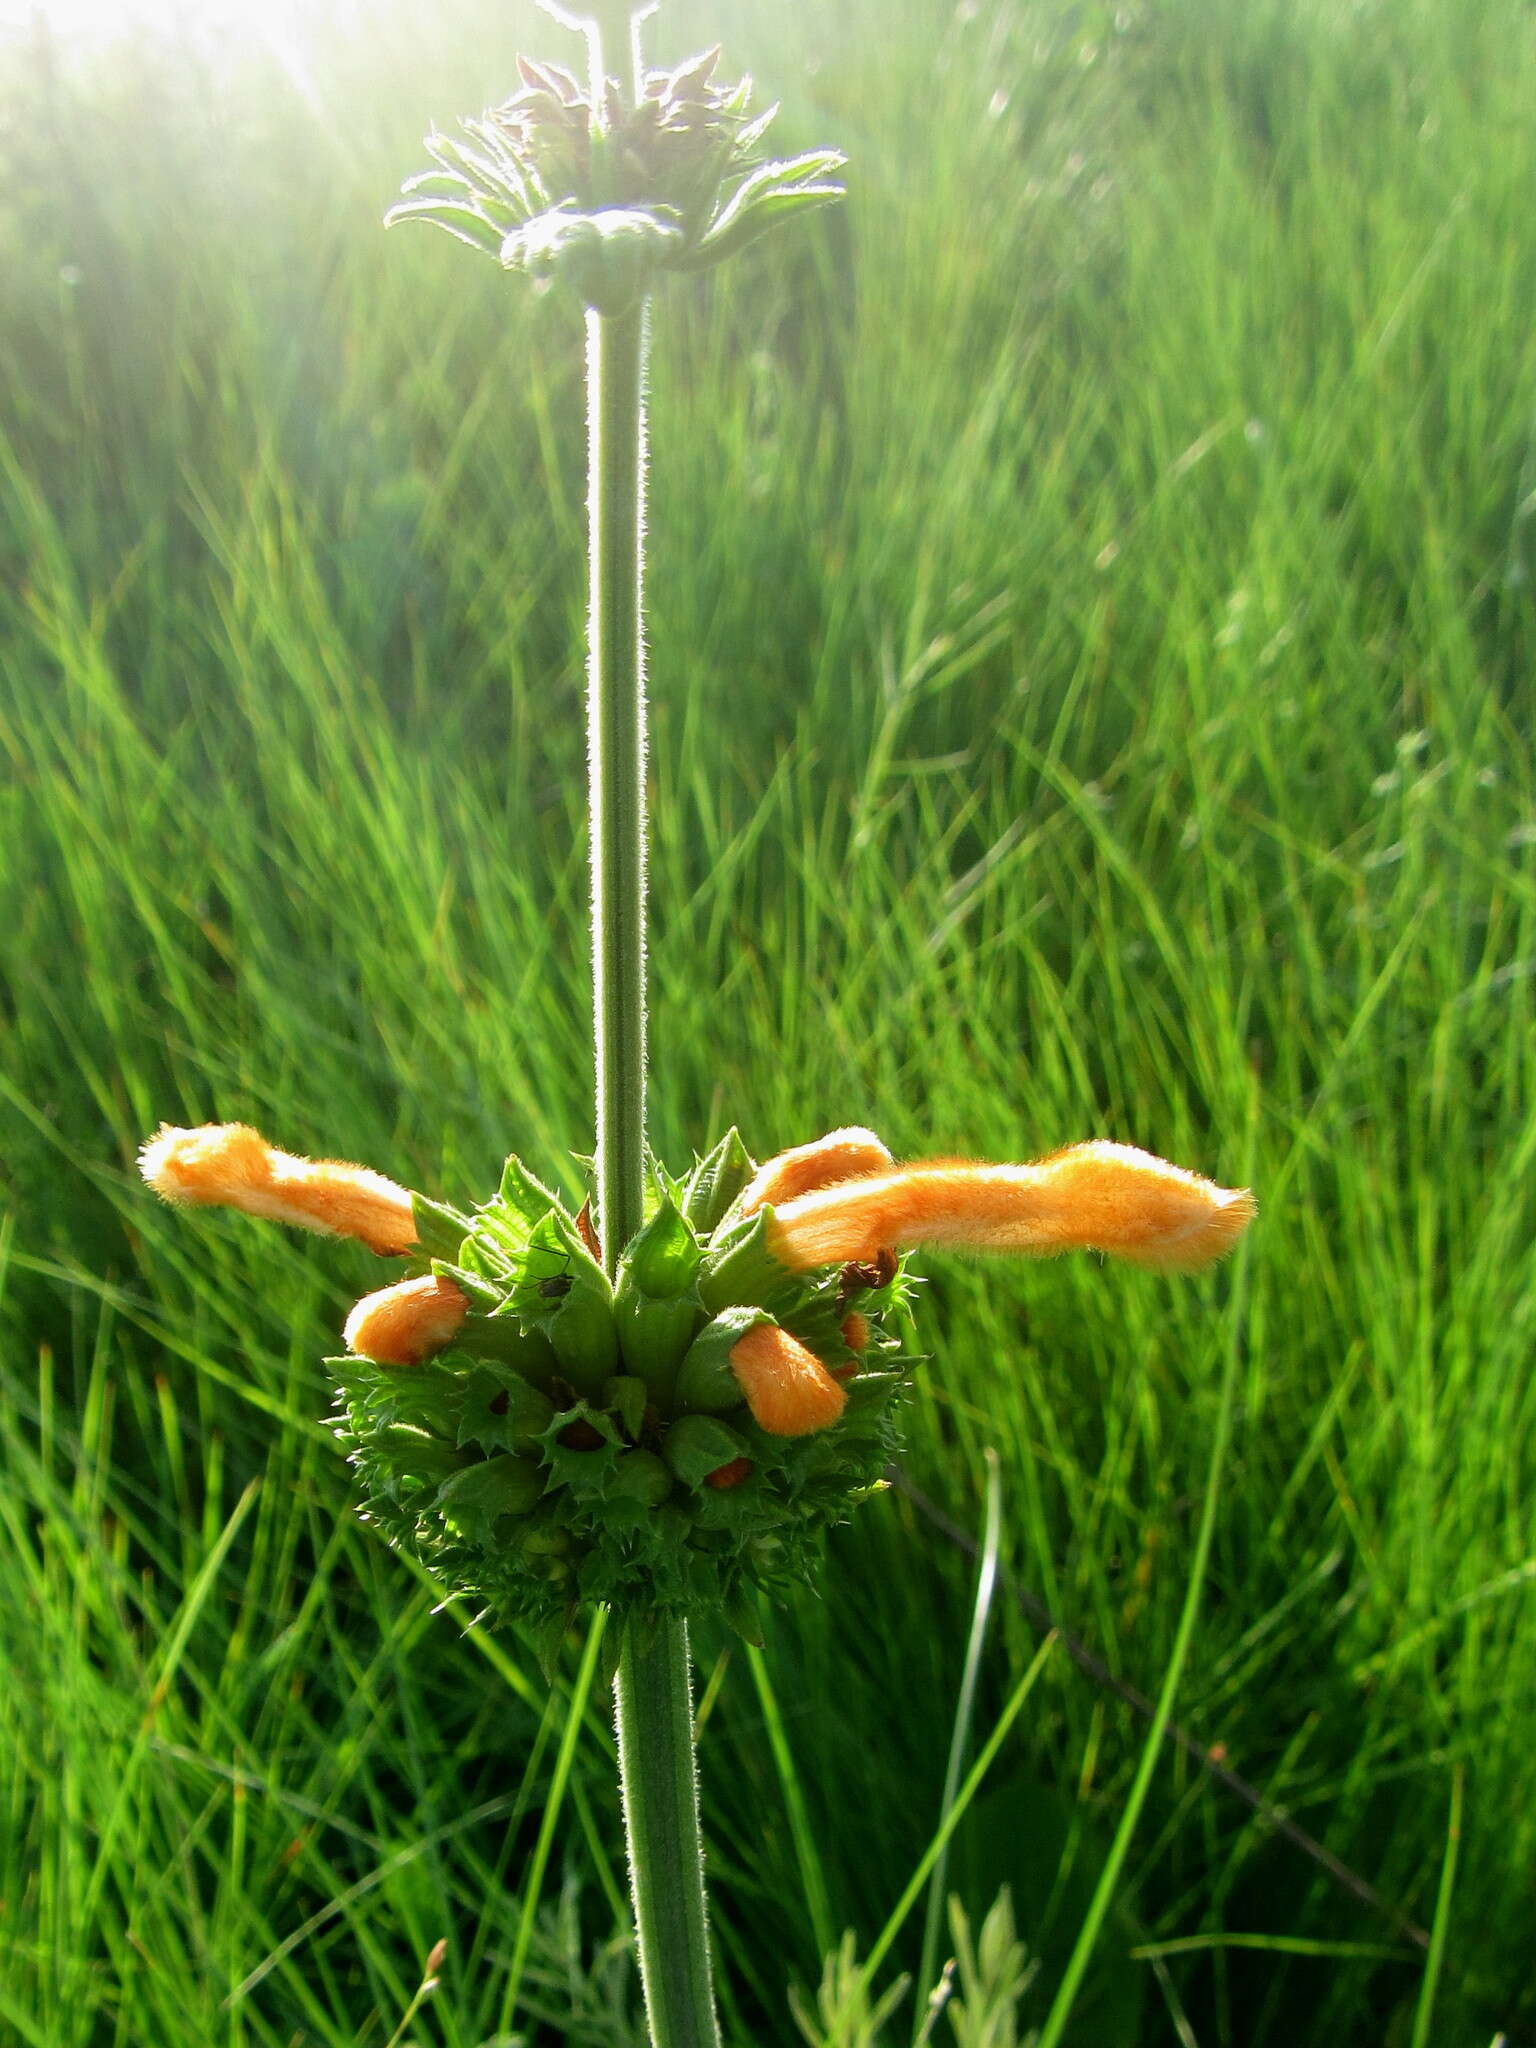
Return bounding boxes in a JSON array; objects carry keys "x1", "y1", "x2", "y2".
[
  {"x1": 387, "y1": 40, "x2": 846, "y2": 314},
  {"x1": 327, "y1": 1133, "x2": 915, "y2": 1633}
]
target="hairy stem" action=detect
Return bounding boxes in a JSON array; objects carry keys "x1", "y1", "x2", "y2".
[
  {"x1": 586, "y1": 295, "x2": 648, "y2": 1269},
  {"x1": 616, "y1": 1616, "x2": 723, "y2": 2048},
  {"x1": 583, "y1": 31, "x2": 719, "y2": 2047}
]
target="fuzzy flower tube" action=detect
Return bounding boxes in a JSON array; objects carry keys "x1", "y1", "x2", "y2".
[{"x1": 136, "y1": 4, "x2": 1255, "y2": 2042}]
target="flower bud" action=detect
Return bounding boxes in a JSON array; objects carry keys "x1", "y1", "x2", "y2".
[
  {"x1": 392, "y1": 30, "x2": 843, "y2": 298},
  {"x1": 681, "y1": 1127, "x2": 754, "y2": 1234},
  {"x1": 614, "y1": 1196, "x2": 704, "y2": 1382},
  {"x1": 674, "y1": 1306, "x2": 771, "y2": 1413},
  {"x1": 739, "y1": 1126, "x2": 893, "y2": 1217},
  {"x1": 766, "y1": 1143, "x2": 1255, "y2": 1274},
  {"x1": 609, "y1": 1449, "x2": 675, "y2": 1506},
  {"x1": 501, "y1": 206, "x2": 683, "y2": 317},
  {"x1": 726, "y1": 1322, "x2": 846, "y2": 1437},
  {"x1": 345, "y1": 1275, "x2": 470, "y2": 1366},
  {"x1": 139, "y1": 1122, "x2": 418, "y2": 1256},
  {"x1": 511, "y1": 1214, "x2": 621, "y2": 1394}
]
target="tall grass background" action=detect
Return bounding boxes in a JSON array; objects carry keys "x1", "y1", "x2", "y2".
[{"x1": 2, "y1": 0, "x2": 1534, "y2": 2039}]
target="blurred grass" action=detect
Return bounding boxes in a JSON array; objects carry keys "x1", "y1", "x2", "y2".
[{"x1": 2, "y1": 0, "x2": 1535, "y2": 2040}]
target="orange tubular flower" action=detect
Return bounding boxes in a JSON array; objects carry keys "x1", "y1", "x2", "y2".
[
  {"x1": 765, "y1": 1141, "x2": 1255, "y2": 1275},
  {"x1": 727, "y1": 1322, "x2": 847, "y2": 1437},
  {"x1": 738, "y1": 1126, "x2": 894, "y2": 1217},
  {"x1": 139, "y1": 1123, "x2": 419, "y2": 1257},
  {"x1": 344, "y1": 1275, "x2": 471, "y2": 1366}
]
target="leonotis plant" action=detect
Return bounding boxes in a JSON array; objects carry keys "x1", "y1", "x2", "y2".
[{"x1": 135, "y1": 0, "x2": 1255, "y2": 2039}]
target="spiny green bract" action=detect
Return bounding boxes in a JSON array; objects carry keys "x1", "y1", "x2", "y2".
[{"x1": 326, "y1": 1131, "x2": 915, "y2": 1646}]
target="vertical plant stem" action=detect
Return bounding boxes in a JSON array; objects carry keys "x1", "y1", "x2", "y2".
[
  {"x1": 582, "y1": 29, "x2": 717, "y2": 2037},
  {"x1": 586, "y1": 295, "x2": 648, "y2": 1268},
  {"x1": 616, "y1": 1615, "x2": 723, "y2": 2048}
]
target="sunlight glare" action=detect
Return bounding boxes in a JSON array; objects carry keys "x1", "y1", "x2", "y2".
[{"x1": 1, "y1": 0, "x2": 313, "y2": 49}]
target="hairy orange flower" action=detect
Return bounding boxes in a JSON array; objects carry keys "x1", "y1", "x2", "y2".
[
  {"x1": 139, "y1": 1123, "x2": 419, "y2": 1257},
  {"x1": 344, "y1": 1275, "x2": 471, "y2": 1366},
  {"x1": 738, "y1": 1126, "x2": 893, "y2": 1217},
  {"x1": 727, "y1": 1321, "x2": 847, "y2": 1437},
  {"x1": 766, "y1": 1141, "x2": 1254, "y2": 1275}
]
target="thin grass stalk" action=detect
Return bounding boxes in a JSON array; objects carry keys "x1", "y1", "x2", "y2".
[
  {"x1": 1033, "y1": 1119, "x2": 1259, "y2": 2048},
  {"x1": 913, "y1": 1447, "x2": 1003, "y2": 2036}
]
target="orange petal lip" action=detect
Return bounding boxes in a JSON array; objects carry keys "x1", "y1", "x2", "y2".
[
  {"x1": 139, "y1": 1122, "x2": 418, "y2": 1257},
  {"x1": 738, "y1": 1127, "x2": 894, "y2": 1218},
  {"x1": 727, "y1": 1322, "x2": 847, "y2": 1437},
  {"x1": 344, "y1": 1275, "x2": 470, "y2": 1366},
  {"x1": 765, "y1": 1141, "x2": 1255, "y2": 1275}
]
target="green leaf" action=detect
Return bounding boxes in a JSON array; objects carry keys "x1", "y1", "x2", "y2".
[
  {"x1": 531, "y1": 1608, "x2": 575, "y2": 1685},
  {"x1": 437, "y1": 1455, "x2": 546, "y2": 1544},
  {"x1": 516, "y1": 1518, "x2": 572, "y2": 1561},
  {"x1": 370, "y1": 1425, "x2": 467, "y2": 1487},
  {"x1": 616, "y1": 1293, "x2": 702, "y2": 1387},
  {"x1": 697, "y1": 1207, "x2": 789, "y2": 1313},
  {"x1": 691, "y1": 1468, "x2": 777, "y2": 1530},
  {"x1": 840, "y1": 1369, "x2": 904, "y2": 1433},
  {"x1": 411, "y1": 1193, "x2": 472, "y2": 1260},
  {"x1": 383, "y1": 199, "x2": 506, "y2": 258},
  {"x1": 497, "y1": 1154, "x2": 572, "y2": 1236},
  {"x1": 457, "y1": 1367, "x2": 557, "y2": 1454},
  {"x1": 673, "y1": 1305, "x2": 769, "y2": 1414},
  {"x1": 619, "y1": 1195, "x2": 700, "y2": 1297},
  {"x1": 601, "y1": 1374, "x2": 649, "y2": 1441},
  {"x1": 778, "y1": 1278, "x2": 857, "y2": 1362},
  {"x1": 613, "y1": 1198, "x2": 702, "y2": 1381},
  {"x1": 372, "y1": 1363, "x2": 464, "y2": 1439},
  {"x1": 722, "y1": 1584, "x2": 765, "y2": 1648},
  {"x1": 537, "y1": 1401, "x2": 625, "y2": 1499},
  {"x1": 680, "y1": 185, "x2": 844, "y2": 272},
  {"x1": 512, "y1": 1212, "x2": 619, "y2": 1394},
  {"x1": 607, "y1": 1449, "x2": 674, "y2": 1508},
  {"x1": 423, "y1": 123, "x2": 539, "y2": 219},
  {"x1": 681, "y1": 1128, "x2": 755, "y2": 1234},
  {"x1": 435, "y1": 1250, "x2": 508, "y2": 1302},
  {"x1": 733, "y1": 103, "x2": 779, "y2": 158},
  {"x1": 455, "y1": 1311, "x2": 559, "y2": 1382},
  {"x1": 690, "y1": 150, "x2": 846, "y2": 259},
  {"x1": 661, "y1": 1414, "x2": 750, "y2": 1488},
  {"x1": 395, "y1": 170, "x2": 477, "y2": 200}
]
